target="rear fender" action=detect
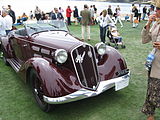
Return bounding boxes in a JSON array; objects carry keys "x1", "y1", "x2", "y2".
[{"x1": 22, "y1": 58, "x2": 81, "y2": 98}]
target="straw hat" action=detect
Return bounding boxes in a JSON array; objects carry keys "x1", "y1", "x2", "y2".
[{"x1": 152, "y1": 0, "x2": 160, "y2": 8}]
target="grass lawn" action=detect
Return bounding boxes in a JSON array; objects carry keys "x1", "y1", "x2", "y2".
[{"x1": 0, "y1": 21, "x2": 159, "y2": 120}]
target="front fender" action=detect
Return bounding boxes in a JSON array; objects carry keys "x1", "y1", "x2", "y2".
[
  {"x1": 21, "y1": 58, "x2": 81, "y2": 98},
  {"x1": 97, "y1": 46, "x2": 128, "y2": 81}
]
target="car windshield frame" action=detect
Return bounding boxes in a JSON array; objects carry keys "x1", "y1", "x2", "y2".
[{"x1": 24, "y1": 20, "x2": 69, "y2": 35}]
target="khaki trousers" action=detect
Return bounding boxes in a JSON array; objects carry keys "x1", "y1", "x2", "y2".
[{"x1": 81, "y1": 25, "x2": 90, "y2": 40}]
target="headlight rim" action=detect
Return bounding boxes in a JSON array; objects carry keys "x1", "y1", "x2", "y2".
[
  {"x1": 95, "y1": 42, "x2": 106, "y2": 55},
  {"x1": 54, "y1": 49, "x2": 68, "y2": 64}
]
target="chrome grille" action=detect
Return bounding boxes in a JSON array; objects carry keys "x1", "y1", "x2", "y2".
[{"x1": 71, "y1": 44, "x2": 99, "y2": 90}]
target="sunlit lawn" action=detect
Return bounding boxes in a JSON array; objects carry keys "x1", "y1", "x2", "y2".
[{"x1": 0, "y1": 21, "x2": 158, "y2": 120}]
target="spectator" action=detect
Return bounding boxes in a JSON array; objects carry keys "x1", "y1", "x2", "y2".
[
  {"x1": 116, "y1": 5, "x2": 121, "y2": 11},
  {"x1": 21, "y1": 13, "x2": 28, "y2": 21},
  {"x1": 141, "y1": 2, "x2": 160, "y2": 120},
  {"x1": 59, "y1": 7, "x2": 64, "y2": 13},
  {"x1": 130, "y1": 4, "x2": 135, "y2": 23},
  {"x1": 138, "y1": 4, "x2": 142, "y2": 22},
  {"x1": 0, "y1": 11, "x2": 6, "y2": 36},
  {"x1": 34, "y1": 6, "x2": 41, "y2": 21},
  {"x1": 114, "y1": 7, "x2": 123, "y2": 28},
  {"x1": 8, "y1": 5, "x2": 16, "y2": 24},
  {"x1": 66, "y1": 6, "x2": 72, "y2": 25},
  {"x1": 59, "y1": 7, "x2": 64, "y2": 18},
  {"x1": 125, "y1": 14, "x2": 129, "y2": 21},
  {"x1": 2, "y1": 9, "x2": 12, "y2": 35},
  {"x1": 93, "y1": 5, "x2": 98, "y2": 24},
  {"x1": 51, "y1": 8, "x2": 64, "y2": 20},
  {"x1": 17, "y1": 16, "x2": 22, "y2": 25},
  {"x1": 16, "y1": 13, "x2": 28, "y2": 25},
  {"x1": 142, "y1": 6, "x2": 147, "y2": 20},
  {"x1": 90, "y1": 5, "x2": 94, "y2": 25},
  {"x1": 41, "y1": 11, "x2": 46, "y2": 20},
  {"x1": 148, "y1": 5, "x2": 155, "y2": 16},
  {"x1": 29, "y1": 11, "x2": 34, "y2": 20},
  {"x1": 96, "y1": 9, "x2": 114, "y2": 43},
  {"x1": 0, "y1": 11, "x2": 6, "y2": 58},
  {"x1": 93, "y1": 5, "x2": 97, "y2": 14},
  {"x1": 107, "y1": 5, "x2": 113, "y2": 19},
  {"x1": 132, "y1": 6, "x2": 139, "y2": 28},
  {"x1": 73, "y1": 6, "x2": 79, "y2": 25},
  {"x1": 80, "y1": 4, "x2": 92, "y2": 41}
]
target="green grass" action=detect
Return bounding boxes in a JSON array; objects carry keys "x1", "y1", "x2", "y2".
[{"x1": 0, "y1": 21, "x2": 159, "y2": 120}]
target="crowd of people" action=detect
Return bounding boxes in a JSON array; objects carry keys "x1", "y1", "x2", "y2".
[
  {"x1": 0, "y1": 4, "x2": 157, "y2": 45},
  {"x1": 0, "y1": 3, "x2": 157, "y2": 56}
]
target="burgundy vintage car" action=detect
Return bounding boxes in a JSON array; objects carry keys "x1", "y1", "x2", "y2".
[{"x1": 1, "y1": 20, "x2": 130, "y2": 112}]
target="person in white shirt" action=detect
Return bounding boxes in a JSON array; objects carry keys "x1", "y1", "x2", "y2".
[
  {"x1": 114, "y1": 7, "x2": 123, "y2": 28},
  {"x1": 130, "y1": 4, "x2": 135, "y2": 23},
  {"x1": 90, "y1": 5, "x2": 95, "y2": 25},
  {"x1": 2, "y1": 9, "x2": 12, "y2": 35},
  {"x1": 0, "y1": 12, "x2": 6, "y2": 58},
  {"x1": 96, "y1": 9, "x2": 114, "y2": 43},
  {"x1": 0, "y1": 15, "x2": 6, "y2": 36}
]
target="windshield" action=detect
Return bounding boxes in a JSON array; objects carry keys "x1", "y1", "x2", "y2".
[{"x1": 25, "y1": 20, "x2": 69, "y2": 35}]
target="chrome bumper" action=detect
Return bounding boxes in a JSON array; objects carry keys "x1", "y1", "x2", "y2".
[{"x1": 43, "y1": 71, "x2": 130, "y2": 104}]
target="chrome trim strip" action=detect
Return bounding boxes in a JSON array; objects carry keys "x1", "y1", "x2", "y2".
[
  {"x1": 88, "y1": 46, "x2": 98, "y2": 83},
  {"x1": 75, "y1": 49, "x2": 88, "y2": 87},
  {"x1": 70, "y1": 43, "x2": 83, "y2": 87},
  {"x1": 43, "y1": 71, "x2": 130, "y2": 104}
]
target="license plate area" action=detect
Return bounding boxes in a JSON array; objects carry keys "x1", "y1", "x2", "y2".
[{"x1": 115, "y1": 78, "x2": 129, "y2": 91}]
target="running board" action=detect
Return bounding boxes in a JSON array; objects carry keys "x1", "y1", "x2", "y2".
[{"x1": 7, "y1": 58, "x2": 21, "y2": 72}]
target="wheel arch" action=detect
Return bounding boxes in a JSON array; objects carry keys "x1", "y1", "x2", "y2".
[
  {"x1": 26, "y1": 66, "x2": 33, "y2": 85},
  {"x1": 23, "y1": 57, "x2": 81, "y2": 98},
  {"x1": 97, "y1": 46, "x2": 128, "y2": 80}
]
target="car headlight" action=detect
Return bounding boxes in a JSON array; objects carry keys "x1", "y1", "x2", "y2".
[
  {"x1": 95, "y1": 42, "x2": 106, "y2": 55},
  {"x1": 54, "y1": 49, "x2": 68, "y2": 64}
]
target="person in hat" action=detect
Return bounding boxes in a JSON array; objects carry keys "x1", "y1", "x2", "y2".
[{"x1": 141, "y1": 0, "x2": 160, "y2": 120}]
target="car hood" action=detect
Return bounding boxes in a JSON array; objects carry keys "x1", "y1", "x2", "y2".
[{"x1": 32, "y1": 31, "x2": 82, "y2": 51}]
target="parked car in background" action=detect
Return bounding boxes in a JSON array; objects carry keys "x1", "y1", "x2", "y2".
[{"x1": 1, "y1": 20, "x2": 130, "y2": 112}]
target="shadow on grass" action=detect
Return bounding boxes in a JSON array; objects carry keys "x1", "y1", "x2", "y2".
[{"x1": 45, "y1": 89, "x2": 124, "y2": 119}]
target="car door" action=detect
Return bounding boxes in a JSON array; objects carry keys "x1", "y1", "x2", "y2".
[{"x1": 10, "y1": 29, "x2": 33, "y2": 62}]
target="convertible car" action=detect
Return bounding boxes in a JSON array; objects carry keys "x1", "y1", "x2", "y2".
[{"x1": 1, "y1": 20, "x2": 130, "y2": 112}]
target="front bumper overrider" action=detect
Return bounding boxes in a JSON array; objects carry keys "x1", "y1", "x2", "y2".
[{"x1": 43, "y1": 71, "x2": 130, "y2": 104}]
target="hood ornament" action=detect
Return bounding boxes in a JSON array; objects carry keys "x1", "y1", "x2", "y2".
[{"x1": 75, "y1": 51, "x2": 86, "y2": 63}]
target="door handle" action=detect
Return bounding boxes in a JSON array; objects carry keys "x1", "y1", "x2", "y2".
[{"x1": 22, "y1": 44, "x2": 28, "y2": 47}]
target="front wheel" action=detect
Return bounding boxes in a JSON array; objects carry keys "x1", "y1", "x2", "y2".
[{"x1": 29, "y1": 69, "x2": 54, "y2": 112}]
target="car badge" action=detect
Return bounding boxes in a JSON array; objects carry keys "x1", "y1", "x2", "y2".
[
  {"x1": 75, "y1": 51, "x2": 86, "y2": 63},
  {"x1": 88, "y1": 51, "x2": 92, "y2": 58}
]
